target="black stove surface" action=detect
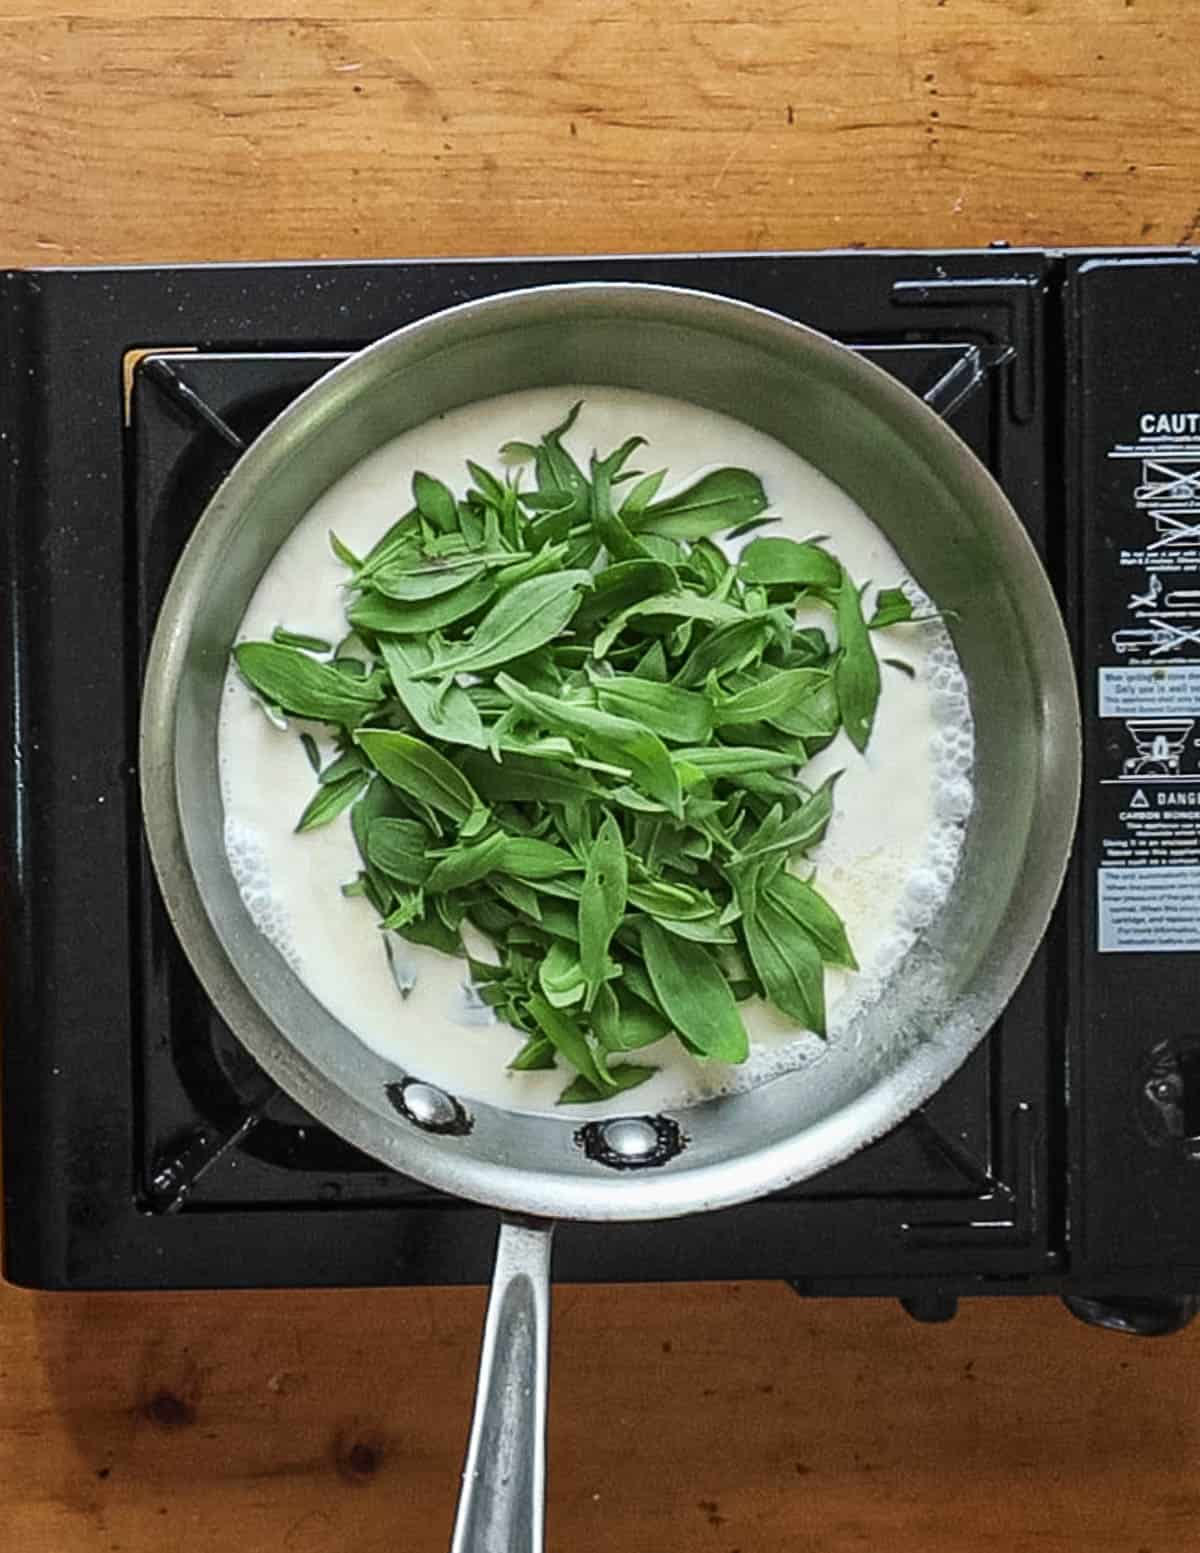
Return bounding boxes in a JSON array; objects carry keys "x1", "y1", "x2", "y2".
[{"x1": 4, "y1": 249, "x2": 1199, "y2": 1320}]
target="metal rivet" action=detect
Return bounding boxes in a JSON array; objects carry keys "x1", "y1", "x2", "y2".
[
  {"x1": 386, "y1": 1079, "x2": 473, "y2": 1137},
  {"x1": 403, "y1": 1082, "x2": 458, "y2": 1127},
  {"x1": 599, "y1": 1117, "x2": 660, "y2": 1159},
  {"x1": 576, "y1": 1113, "x2": 686, "y2": 1171}
]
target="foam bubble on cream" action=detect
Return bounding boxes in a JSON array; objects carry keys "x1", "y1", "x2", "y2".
[
  {"x1": 216, "y1": 385, "x2": 977, "y2": 1117},
  {"x1": 223, "y1": 812, "x2": 302, "y2": 972}
]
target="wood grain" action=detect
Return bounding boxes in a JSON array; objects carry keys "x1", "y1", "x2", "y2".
[
  {"x1": 3, "y1": 1280, "x2": 1200, "y2": 1553},
  {"x1": 4, "y1": 2, "x2": 1200, "y2": 1549},
  {"x1": 0, "y1": 0, "x2": 1198, "y2": 266}
]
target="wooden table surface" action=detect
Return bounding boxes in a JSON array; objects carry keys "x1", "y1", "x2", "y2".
[{"x1": 3, "y1": 2, "x2": 1200, "y2": 1549}]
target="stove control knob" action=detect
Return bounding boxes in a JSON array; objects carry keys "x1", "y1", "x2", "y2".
[{"x1": 1139, "y1": 1041, "x2": 1200, "y2": 1158}]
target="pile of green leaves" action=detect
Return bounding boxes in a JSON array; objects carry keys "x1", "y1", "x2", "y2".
[{"x1": 234, "y1": 402, "x2": 919, "y2": 1104}]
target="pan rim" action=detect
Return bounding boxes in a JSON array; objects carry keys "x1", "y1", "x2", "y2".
[{"x1": 139, "y1": 279, "x2": 1081, "y2": 1222}]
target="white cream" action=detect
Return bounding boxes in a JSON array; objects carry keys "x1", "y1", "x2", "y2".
[{"x1": 218, "y1": 387, "x2": 974, "y2": 1115}]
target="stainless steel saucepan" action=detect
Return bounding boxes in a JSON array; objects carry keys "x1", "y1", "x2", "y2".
[{"x1": 140, "y1": 283, "x2": 1080, "y2": 1551}]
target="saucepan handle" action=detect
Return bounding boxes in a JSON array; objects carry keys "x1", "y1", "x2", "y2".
[{"x1": 450, "y1": 1215, "x2": 556, "y2": 1553}]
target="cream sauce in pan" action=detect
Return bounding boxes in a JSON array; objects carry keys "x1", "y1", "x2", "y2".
[{"x1": 219, "y1": 388, "x2": 973, "y2": 1115}]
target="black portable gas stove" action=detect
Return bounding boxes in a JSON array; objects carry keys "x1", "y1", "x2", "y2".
[{"x1": 4, "y1": 248, "x2": 1199, "y2": 1336}]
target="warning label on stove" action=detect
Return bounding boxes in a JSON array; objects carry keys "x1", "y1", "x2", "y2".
[
  {"x1": 1100, "y1": 666, "x2": 1200, "y2": 717},
  {"x1": 1099, "y1": 787, "x2": 1200, "y2": 951},
  {"x1": 1102, "y1": 789, "x2": 1200, "y2": 861},
  {"x1": 1097, "y1": 407, "x2": 1200, "y2": 949},
  {"x1": 1099, "y1": 866, "x2": 1200, "y2": 953},
  {"x1": 1106, "y1": 426, "x2": 1200, "y2": 664}
]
